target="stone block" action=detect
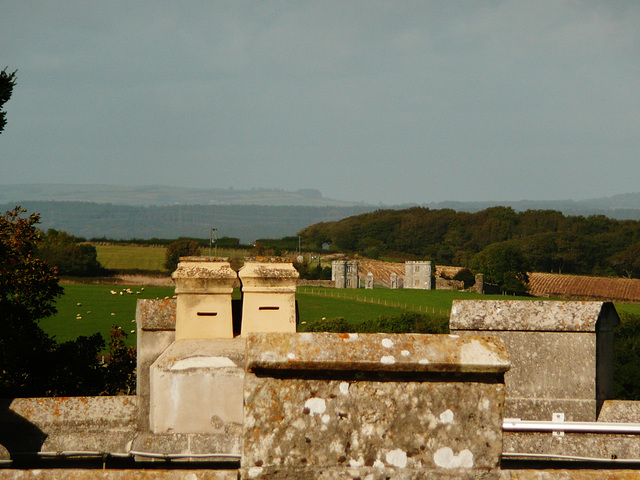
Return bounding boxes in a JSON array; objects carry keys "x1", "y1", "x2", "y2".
[
  {"x1": 0, "y1": 396, "x2": 137, "y2": 455},
  {"x1": 242, "y1": 332, "x2": 509, "y2": 478},
  {"x1": 131, "y1": 431, "x2": 242, "y2": 462},
  {"x1": 598, "y1": 400, "x2": 640, "y2": 423},
  {"x1": 137, "y1": 298, "x2": 176, "y2": 331},
  {"x1": 149, "y1": 338, "x2": 245, "y2": 439},
  {"x1": 136, "y1": 299, "x2": 176, "y2": 430},
  {"x1": 450, "y1": 300, "x2": 619, "y2": 421},
  {"x1": 171, "y1": 258, "x2": 238, "y2": 340},
  {"x1": 239, "y1": 262, "x2": 298, "y2": 336}
]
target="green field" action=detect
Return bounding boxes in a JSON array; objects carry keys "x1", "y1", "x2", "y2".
[
  {"x1": 95, "y1": 244, "x2": 167, "y2": 271},
  {"x1": 297, "y1": 286, "x2": 542, "y2": 317},
  {"x1": 41, "y1": 284, "x2": 175, "y2": 347},
  {"x1": 94, "y1": 244, "x2": 250, "y2": 272},
  {"x1": 41, "y1": 281, "x2": 640, "y2": 350}
]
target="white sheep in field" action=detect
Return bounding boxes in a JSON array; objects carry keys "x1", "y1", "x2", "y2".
[{"x1": 110, "y1": 290, "x2": 117, "y2": 295}]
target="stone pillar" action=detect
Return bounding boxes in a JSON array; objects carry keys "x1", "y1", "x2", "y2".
[
  {"x1": 450, "y1": 300, "x2": 620, "y2": 422},
  {"x1": 332, "y1": 260, "x2": 346, "y2": 288},
  {"x1": 365, "y1": 272, "x2": 374, "y2": 289},
  {"x1": 346, "y1": 260, "x2": 359, "y2": 288},
  {"x1": 172, "y1": 257, "x2": 237, "y2": 340},
  {"x1": 135, "y1": 298, "x2": 176, "y2": 430},
  {"x1": 239, "y1": 261, "x2": 299, "y2": 336},
  {"x1": 242, "y1": 332, "x2": 509, "y2": 479},
  {"x1": 390, "y1": 272, "x2": 398, "y2": 289},
  {"x1": 147, "y1": 257, "x2": 244, "y2": 451}
]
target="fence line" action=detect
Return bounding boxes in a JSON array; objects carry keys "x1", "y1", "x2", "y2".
[{"x1": 299, "y1": 287, "x2": 449, "y2": 316}]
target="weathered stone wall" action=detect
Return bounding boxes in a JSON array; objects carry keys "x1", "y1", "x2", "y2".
[
  {"x1": 435, "y1": 277, "x2": 464, "y2": 291},
  {"x1": 0, "y1": 396, "x2": 137, "y2": 456},
  {"x1": 6, "y1": 292, "x2": 640, "y2": 479},
  {"x1": 450, "y1": 300, "x2": 619, "y2": 422},
  {"x1": 242, "y1": 332, "x2": 509, "y2": 479}
]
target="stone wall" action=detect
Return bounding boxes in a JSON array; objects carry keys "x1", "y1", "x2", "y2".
[
  {"x1": 450, "y1": 300, "x2": 619, "y2": 422},
  {"x1": 6, "y1": 285, "x2": 640, "y2": 479},
  {"x1": 435, "y1": 277, "x2": 464, "y2": 291},
  {"x1": 242, "y1": 332, "x2": 509, "y2": 479}
]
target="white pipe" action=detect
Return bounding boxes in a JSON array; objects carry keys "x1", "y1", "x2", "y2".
[
  {"x1": 503, "y1": 452, "x2": 640, "y2": 463},
  {"x1": 503, "y1": 419, "x2": 640, "y2": 434},
  {"x1": 33, "y1": 450, "x2": 241, "y2": 460},
  {"x1": 129, "y1": 450, "x2": 241, "y2": 460}
]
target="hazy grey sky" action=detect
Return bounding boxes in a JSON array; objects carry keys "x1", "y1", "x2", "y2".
[{"x1": 1, "y1": 1, "x2": 639, "y2": 205}]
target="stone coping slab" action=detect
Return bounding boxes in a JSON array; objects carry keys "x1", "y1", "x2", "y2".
[
  {"x1": 599, "y1": 400, "x2": 640, "y2": 423},
  {"x1": 152, "y1": 338, "x2": 245, "y2": 372},
  {"x1": 450, "y1": 300, "x2": 619, "y2": 332},
  {"x1": 239, "y1": 262, "x2": 299, "y2": 293},
  {"x1": 172, "y1": 260, "x2": 237, "y2": 294},
  {"x1": 2, "y1": 396, "x2": 136, "y2": 430},
  {"x1": 246, "y1": 332, "x2": 510, "y2": 374},
  {"x1": 137, "y1": 298, "x2": 176, "y2": 331},
  {"x1": 1, "y1": 396, "x2": 138, "y2": 455},
  {"x1": 240, "y1": 467, "x2": 502, "y2": 479}
]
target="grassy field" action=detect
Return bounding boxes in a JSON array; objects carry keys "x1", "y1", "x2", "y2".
[
  {"x1": 297, "y1": 286, "x2": 539, "y2": 316},
  {"x1": 95, "y1": 244, "x2": 167, "y2": 271},
  {"x1": 40, "y1": 284, "x2": 547, "y2": 348},
  {"x1": 94, "y1": 244, "x2": 250, "y2": 272},
  {"x1": 42, "y1": 279, "x2": 640, "y2": 350},
  {"x1": 41, "y1": 284, "x2": 175, "y2": 347}
]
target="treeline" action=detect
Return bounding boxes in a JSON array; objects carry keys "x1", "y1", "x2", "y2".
[
  {"x1": 299, "y1": 206, "x2": 640, "y2": 280},
  {"x1": 90, "y1": 235, "x2": 249, "y2": 249}
]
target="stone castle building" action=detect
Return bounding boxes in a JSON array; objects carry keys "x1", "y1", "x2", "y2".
[
  {"x1": 404, "y1": 260, "x2": 432, "y2": 289},
  {"x1": 331, "y1": 260, "x2": 359, "y2": 288}
]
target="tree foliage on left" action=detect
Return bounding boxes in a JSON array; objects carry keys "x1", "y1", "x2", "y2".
[
  {"x1": 0, "y1": 207, "x2": 134, "y2": 397},
  {"x1": 0, "y1": 67, "x2": 17, "y2": 134}
]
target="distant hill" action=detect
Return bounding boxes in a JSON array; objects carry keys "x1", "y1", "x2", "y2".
[
  {"x1": 0, "y1": 201, "x2": 376, "y2": 243},
  {"x1": 2, "y1": 184, "x2": 640, "y2": 242},
  {"x1": 0, "y1": 184, "x2": 365, "y2": 207}
]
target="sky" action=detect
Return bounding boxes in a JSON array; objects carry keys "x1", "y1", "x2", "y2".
[{"x1": 1, "y1": 1, "x2": 639, "y2": 205}]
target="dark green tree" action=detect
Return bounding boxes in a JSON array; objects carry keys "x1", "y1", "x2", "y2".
[
  {"x1": 0, "y1": 207, "x2": 135, "y2": 396},
  {"x1": 0, "y1": 68, "x2": 17, "y2": 134},
  {"x1": 0, "y1": 208, "x2": 63, "y2": 320},
  {"x1": 0, "y1": 207, "x2": 63, "y2": 395},
  {"x1": 102, "y1": 326, "x2": 137, "y2": 395},
  {"x1": 609, "y1": 241, "x2": 640, "y2": 279},
  {"x1": 38, "y1": 229, "x2": 106, "y2": 277},
  {"x1": 471, "y1": 242, "x2": 529, "y2": 295},
  {"x1": 164, "y1": 239, "x2": 201, "y2": 271},
  {"x1": 452, "y1": 268, "x2": 475, "y2": 289}
]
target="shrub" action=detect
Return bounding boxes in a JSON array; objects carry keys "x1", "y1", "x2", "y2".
[
  {"x1": 453, "y1": 268, "x2": 476, "y2": 289},
  {"x1": 614, "y1": 312, "x2": 640, "y2": 400},
  {"x1": 164, "y1": 240, "x2": 201, "y2": 271},
  {"x1": 301, "y1": 312, "x2": 449, "y2": 334}
]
